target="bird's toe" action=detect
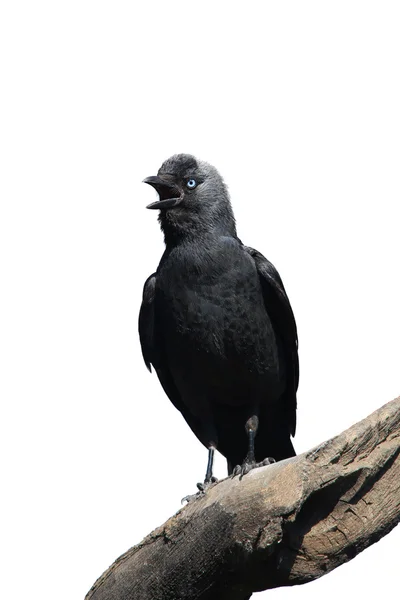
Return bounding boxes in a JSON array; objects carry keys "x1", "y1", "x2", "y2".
[
  {"x1": 241, "y1": 462, "x2": 253, "y2": 476},
  {"x1": 261, "y1": 457, "x2": 275, "y2": 466},
  {"x1": 231, "y1": 461, "x2": 256, "y2": 479},
  {"x1": 231, "y1": 464, "x2": 243, "y2": 478},
  {"x1": 232, "y1": 456, "x2": 276, "y2": 480}
]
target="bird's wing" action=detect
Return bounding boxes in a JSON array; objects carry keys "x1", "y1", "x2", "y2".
[
  {"x1": 138, "y1": 274, "x2": 157, "y2": 372},
  {"x1": 138, "y1": 274, "x2": 195, "y2": 419},
  {"x1": 243, "y1": 246, "x2": 299, "y2": 436}
]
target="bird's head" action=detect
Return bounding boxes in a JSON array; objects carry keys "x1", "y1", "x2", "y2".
[{"x1": 143, "y1": 154, "x2": 236, "y2": 242}]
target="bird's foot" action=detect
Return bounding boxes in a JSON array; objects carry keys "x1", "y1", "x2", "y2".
[
  {"x1": 197, "y1": 476, "x2": 218, "y2": 492},
  {"x1": 232, "y1": 457, "x2": 275, "y2": 480},
  {"x1": 181, "y1": 476, "x2": 218, "y2": 504}
]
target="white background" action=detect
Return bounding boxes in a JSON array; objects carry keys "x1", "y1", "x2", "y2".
[{"x1": 1, "y1": 2, "x2": 399, "y2": 599}]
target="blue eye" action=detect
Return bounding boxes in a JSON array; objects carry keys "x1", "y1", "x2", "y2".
[{"x1": 186, "y1": 179, "x2": 197, "y2": 189}]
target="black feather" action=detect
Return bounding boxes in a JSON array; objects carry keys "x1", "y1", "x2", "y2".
[{"x1": 139, "y1": 155, "x2": 299, "y2": 476}]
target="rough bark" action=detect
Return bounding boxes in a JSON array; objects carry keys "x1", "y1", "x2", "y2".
[{"x1": 86, "y1": 396, "x2": 400, "y2": 600}]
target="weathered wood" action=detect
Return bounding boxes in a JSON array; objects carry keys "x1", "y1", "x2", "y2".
[{"x1": 86, "y1": 396, "x2": 400, "y2": 600}]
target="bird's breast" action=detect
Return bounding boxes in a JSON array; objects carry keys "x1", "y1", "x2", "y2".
[{"x1": 155, "y1": 242, "x2": 280, "y2": 381}]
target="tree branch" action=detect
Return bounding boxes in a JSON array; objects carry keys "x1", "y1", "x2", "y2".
[{"x1": 86, "y1": 396, "x2": 400, "y2": 600}]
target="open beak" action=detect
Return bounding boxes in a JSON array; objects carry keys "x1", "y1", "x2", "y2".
[{"x1": 143, "y1": 176, "x2": 182, "y2": 210}]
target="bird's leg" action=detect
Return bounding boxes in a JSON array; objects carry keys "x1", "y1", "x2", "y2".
[
  {"x1": 244, "y1": 426, "x2": 257, "y2": 465},
  {"x1": 197, "y1": 446, "x2": 218, "y2": 491},
  {"x1": 232, "y1": 416, "x2": 275, "y2": 479},
  {"x1": 181, "y1": 445, "x2": 218, "y2": 503}
]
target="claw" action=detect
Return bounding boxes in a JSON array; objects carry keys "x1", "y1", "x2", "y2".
[{"x1": 181, "y1": 491, "x2": 203, "y2": 504}]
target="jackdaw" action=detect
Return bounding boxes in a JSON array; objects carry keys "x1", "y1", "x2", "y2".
[{"x1": 139, "y1": 154, "x2": 298, "y2": 489}]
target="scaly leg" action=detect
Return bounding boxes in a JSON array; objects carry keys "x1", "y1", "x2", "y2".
[
  {"x1": 232, "y1": 416, "x2": 275, "y2": 479},
  {"x1": 182, "y1": 445, "x2": 218, "y2": 503}
]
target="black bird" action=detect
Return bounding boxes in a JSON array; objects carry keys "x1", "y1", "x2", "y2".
[{"x1": 139, "y1": 154, "x2": 298, "y2": 487}]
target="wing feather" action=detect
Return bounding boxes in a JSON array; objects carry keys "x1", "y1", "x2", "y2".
[
  {"x1": 138, "y1": 273, "x2": 199, "y2": 423},
  {"x1": 243, "y1": 246, "x2": 299, "y2": 436}
]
